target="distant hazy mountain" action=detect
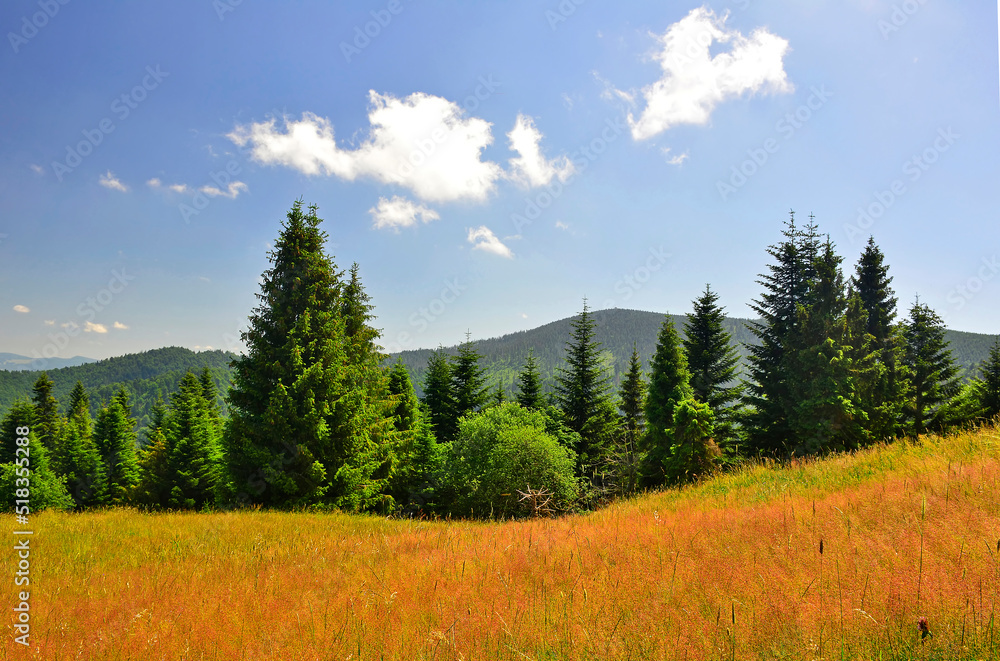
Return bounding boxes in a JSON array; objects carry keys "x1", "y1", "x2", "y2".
[{"x1": 0, "y1": 353, "x2": 97, "y2": 371}]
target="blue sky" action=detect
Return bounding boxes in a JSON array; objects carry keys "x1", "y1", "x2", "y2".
[{"x1": 1, "y1": 0, "x2": 997, "y2": 362}]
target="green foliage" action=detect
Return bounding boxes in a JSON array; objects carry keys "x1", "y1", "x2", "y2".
[
  {"x1": 451, "y1": 335, "x2": 489, "y2": 421},
  {"x1": 134, "y1": 399, "x2": 170, "y2": 508},
  {"x1": 161, "y1": 371, "x2": 222, "y2": 509},
  {"x1": 93, "y1": 388, "x2": 140, "y2": 505},
  {"x1": 642, "y1": 316, "x2": 693, "y2": 486},
  {"x1": 683, "y1": 285, "x2": 741, "y2": 446},
  {"x1": 31, "y1": 372, "x2": 62, "y2": 457},
  {"x1": 980, "y1": 337, "x2": 1000, "y2": 420},
  {"x1": 222, "y1": 201, "x2": 396, "y2": 511},
  {"x1": 515, "y1": 349, "x2": 544, "y2": 409},
  {"x1": 0, "y1": 401, "x2": 73, "y2": 512},
  {"x1": 421, "y1": 350, "x2": 457, "y2": 442},
  {"x1": 663, "y1": 398, "x2": 720, "y2": 485},
  {"x1": 441, "y1": 403, "x2": 579, "y2": 518},
  {"x1": 58, "y1": 382, "x2": 107, "y2": 507},
  {"x1": 386, "y1": 361, "x2": 439, "y2": 512},
  {"x1": 555, "y1": 300, "x2": 618, "y2": 473},
  {"x1": 901, "y1": 300, "x2": 961, "y2": 436}
]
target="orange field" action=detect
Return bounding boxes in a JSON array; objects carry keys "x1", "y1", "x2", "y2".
[{"x1": 6, "y1": 427, "x2": 1000, "y2": 660}]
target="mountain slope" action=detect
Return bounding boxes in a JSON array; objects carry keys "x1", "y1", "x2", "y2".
[{"x1": 0, "y1": 353, "x2": 97, "y2": 371}]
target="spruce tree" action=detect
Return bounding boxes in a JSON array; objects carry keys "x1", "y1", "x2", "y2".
[
  {"x1": 515, "y1": 349, "x2": 544, "y2": 409},
  {"x1": 981, "y1": 337, "x2": 1000, "y2": 420},
  {"x1": 743, "y1": 213, "x2": 816, "y2": 455},
  {"x1": 223, "y1": 201, "x2": 396, "y2": 509},
  {"x1": 851, "y1": 236, "x2": 905, "y2": 441},
  {"x1": 683, "y1": 285, "x2": 741, "y2": 446},
  {"x1": 641, "y1": 316, "x2": 693, "y2": 485},
  {"x1": 59, "y1": 382, "x2": 107, "y2": 507},
  {"x1": 451, "y1": 333, "x2": 489, "y2": 422},
  {"x1": 554, "y1": 300, "x2": 618, "y2": 472},
  {"x1": 422, "y1": 350, "x2": 457, "y2": 442},
  {"x1": 92, "y1": 388, "x2": 140, "y2": 505},
  {"x1": 134, "y1": 398, "x2": 170, "y2": 509},
  {"x1": 901, "y1": 300, "x2": 961, "y2": 436},
  {"x1": 165, "y1": 371, "x2": 221, "y2": 509},
  {"x1": 614, "y1": 344, "x2": 646, "y2": 494},
  {"x1": 31, "y1": 372, "x2": 62, "y2": 457},
  {"x1": 0, "y1": 401, "x2": 73, "y2": 511},
  {"x1": 386, "y1": 361, "x2": 438, "y2": 510}
]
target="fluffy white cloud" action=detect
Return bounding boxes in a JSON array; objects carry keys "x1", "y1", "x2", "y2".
[
  {"x1": 83, "y1": 321, "x2": 108, "y2": 333},
  {"x1": 99, "y1": 171, "x2": 128, "y2": 192},
  {"x1": 467, "y1": 226, "x2": 513, "y2": 259},
  {"x1": 627, "y1": 6, "x2": 791, "y2": 140},
  {"x1": 369, "y1": 196, "x2": 440, "y2": 231},
  {"x1": 43, "y1": 319, "x2": 54, "y2": 326},
  {"x1": 13, "y1": 305, "x2": 29, "y2": 313},
  {"x1": 147, "y1": 177, "x2": 161, "y2": 187},
  {"x1": 555, "y1": 220, "x2": 570, "y2": 231},
  {"x1": 229, "y1": 91, "x2": 503, "y2": 203},
  {"x1": 662, "y1": 147, "x2": 690, "y2": 166},
  {"x1": 507, "y1": 114, "x2": 575, "y2": 187},
  {"x1": 200, "y1": 181, "x2": 248, "y2": 199},
  {"x1": 113, "y1": 321, "x2": 129, "y2": 330}
]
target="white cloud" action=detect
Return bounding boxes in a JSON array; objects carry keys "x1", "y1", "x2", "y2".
[
  {"x1": 229, "y1": 91, "x2": 503, "y2": 203},
  {"x1": 83, "y1": 321, "x2": 108, "y2": 334},
  {"x1": 29, "y1": 164, "x2": 44, "y2": 175},
  {"x1": 13, "y1": 305, "x2": 29, "y2": 313},
  {"x1": 506, "y1": 114, "x2": 575, "y2": 187},
  {"x1": 200, "y1": 181, "x2": 248, "y2": 199},
  {"x1": 521, "y1": 313, "x2": 528, "y2": 319},
  {"x1": 193, "y1": 345, "x2": 214, "y2": 351},
  {"x1": 169, "y1": 183, "x2": 189, "y2": 193},
  {"x1": 626, "y1": 6, "x2": 791, "y2": 140},
  {"x1": 113, "y1": 321, "x2": 128, "y2": 330},
  {"x1": 99, "y1": 171, "x2": 128, "y2": 192},
  {"x1": 369, "y1": 196, "x2": 440, "y2": 231},
  {"x1": 467, "y1": 226, "x2": 513, "y2": 259},
  {"x1": 555, "y1": 220, "x2": 570, "y2": 231},
  {"x1": 147, "y1": 177, "x2": 162, "y2": 188},
  {"x1": 662, "y1": 147, "x2": 690, "y2": 166},
  {"x1": 43, "y1": 319, "x2": 54, "y2": 326}
]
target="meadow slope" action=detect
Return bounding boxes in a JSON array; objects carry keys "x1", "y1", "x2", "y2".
[{"x1": 6, "y1": 427, "x2": 1000, "y2": 660}]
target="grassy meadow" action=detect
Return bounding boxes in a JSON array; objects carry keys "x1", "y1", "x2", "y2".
[{"x1": 7, "y1": 427, "x2": 1000, "y2": 660}]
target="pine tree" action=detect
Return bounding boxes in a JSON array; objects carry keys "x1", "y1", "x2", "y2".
[
  {"x1": 92, "y1": 388, "x2": 140, "y2": 505},
  {"x1": 0, "y1": 401, "x2": 73, "y2": 511},
  {"x1": 614, "y1": 344, "x2": 646, "y2": 495},
  {"x1": 683, "y1": 285, "x2": 741, "y2": 446},
  {"x1": 554, "y1": 300, "x2": 617, "y2": 473},
  {"x1": 165, "y1": 371, "x2": 221, "y2": 509},
  {"x1": 59, "y1": 382, "x2": 107, "y2": 507},
  {"x1": 641, "y1": 316, "x2": 693, "y2": 485},
  {"x1": 851, "y1": 236, "x2": 905, "y2": 441},
  {"x1": 744, "y1": 212, "x2": 816, "y2": 455},
  {"x1": 386, "y1": 361, "x2": 438, "y2": 511},
  {"x1": 134, "y1": 398, "x2": 170, "y2": 509},
  {"x1": 981, "y1": 337, "x2": 1000, "y2": 420},
  {"x1": 901, "y1": 300, "x2": 961, "y2": 436},
  {"x1": 31, "y1": 372, "x2": 62, "y2": 458},
  {"x1": 223, "y1": 201, "x2": 396, "y2": 510},
  {"x1": 451, "y1": 333, "x2": 489, "y2": 423},
  {"x1": 515, "y1": 349, "x2": 544, "y2": 410},
  {"x1": 422, "y1": 350, "x2": 457, "y2": 442}
]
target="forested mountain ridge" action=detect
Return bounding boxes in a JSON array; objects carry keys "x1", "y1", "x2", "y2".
[
  {"x1": 0, "y1": 353, "x2": 97, "y2": 371},
  {"x1": 389, "y1": 308, "x2": 997, "y2": 398},
  {"x1": 0, "y1": 347, "x2": 236, "y2": 431}
]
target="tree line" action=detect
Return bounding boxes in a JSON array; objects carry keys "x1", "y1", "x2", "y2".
[{"x1": 3, "y1": 204, "x2": 998, "y2": 517}]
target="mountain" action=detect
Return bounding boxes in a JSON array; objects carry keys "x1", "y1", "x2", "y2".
[
  {"x1": 388, "y1": 308, "x2": 998, "y2": 398},
  {"x1": 0, "y1": 352, "x2": 97, "y2": 371},
  {"x1": 0, "y1": 347, "x2": 237, "y2": 434}
]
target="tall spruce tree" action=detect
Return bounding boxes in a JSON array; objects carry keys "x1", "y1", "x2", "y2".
[
  {"x1": 135, "y1": 398, "x2": 170, "y2": 509},
  {"x1": 744, "y1": 213, "x2": 818, "y2": 455},
  {"x1": 422, "y1": 350, "x2": 457, "y2": 442},
  {"x1": 59, "y1": 382, "x2": 107, "y2": 507},
  {"x1": 165, "y1": 371, "x2": 221, "y2": 509},
  {"x1": 223, "y1": 201, "x2": 396, "y2": 510},
  {"x1": 451, "y1": 333, "x2": 489, "y2": 422},
  {"x1": 515, "y1": 349, "x2": 544, "y2": 409},
  {"x1": 641, "y1": 316, "x2": 693, "y2": 486},
  {"x1": 614, "y1": 344, "x2": 646, "y2": 494},
  {"x1": 554, "y1": 300, "x2": 618, "y2": 473},
  {"x1": 386, "y1": 361, "x2": 438, "y2": 510},
  {"x1": 0, "y1": 401, "x2": 73, "y2": 511},
  {"x1": 683, "y1": 285, "x2": 741, "y2": 446},
  {"x1": 901, "y1": 300, "x2": 961, "y2": 436},
  {"x1": 92, "y1": 388, "x2": 140, "y2": 505},
  {"x1": 851, "y1": 236, "x2": 905, "y2": 441},
  {"x1": 31, "y1": 372, "x2": 62, "y2": 457}
]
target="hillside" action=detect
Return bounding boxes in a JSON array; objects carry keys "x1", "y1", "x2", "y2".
[
  {"x1": 20, "y1": 426, "x2": 1000, "y2": 659},
  {"x1": 0, "y1": 347, "x2": 236, "y2": 432},
  {"x1": 0, "y1": 352, "x2": 96, "y2": 371},
  {"x1": 389, "y1": 307, "x2": 998, "y2": 398}
]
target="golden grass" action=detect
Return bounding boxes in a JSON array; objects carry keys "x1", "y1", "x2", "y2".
[{"x1": 6, "y1": 427, "x2": 1000, "y2": 660}]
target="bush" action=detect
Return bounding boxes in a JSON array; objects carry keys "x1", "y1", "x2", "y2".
[{"x1": 441, "y1": 403, "x2": 579, "y2": 518}]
